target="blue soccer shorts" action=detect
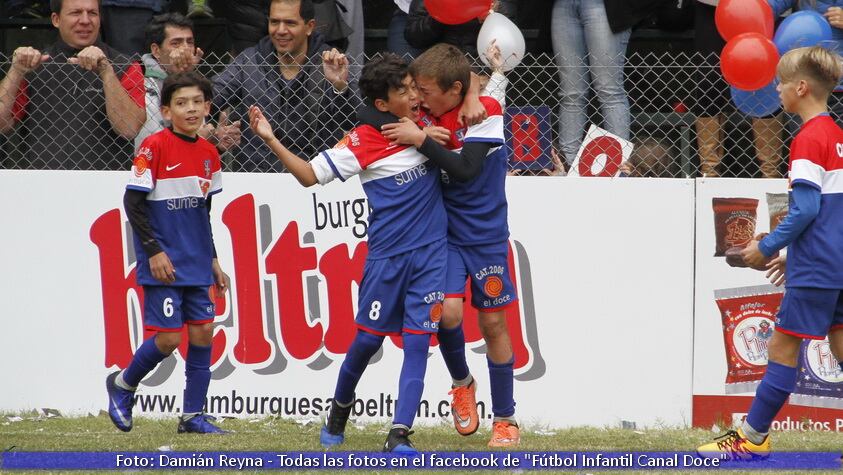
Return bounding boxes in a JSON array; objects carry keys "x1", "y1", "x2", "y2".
[
  {"x1": 355, "y1": 238, "x2": 446, "y2": 336},
  {"x1": 445, "y1": 240, "x2": 518, "y2": 312},
  {"x1": 775, "y1": 287, "x2": 843, "y2": 339},
  {"x1": 143, "y1": 285, "x2": 216, "y2": 332}
]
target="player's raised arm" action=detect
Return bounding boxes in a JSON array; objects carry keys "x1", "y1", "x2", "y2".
[{"x1": 249, "y1": 105, "x2": 318, "y2": 186}]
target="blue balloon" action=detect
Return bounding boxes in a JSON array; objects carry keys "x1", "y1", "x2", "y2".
[
  {"x1": 731, "y1": 81, "x2": 781, "y2": 117},
  {"x1": 773, "y1": 10, "x2": 833, "y2": 55}
]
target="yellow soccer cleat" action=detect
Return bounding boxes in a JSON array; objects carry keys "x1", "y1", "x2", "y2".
[
  {"x1": 696, "y1": 428, "x2": 770, "y2": 461},
  {"x1": 488, "y1": 420, "x2": 520, "y2": 448},
  {"x1": 448, "y1": 380, "x2": 479, "y2": 436}
]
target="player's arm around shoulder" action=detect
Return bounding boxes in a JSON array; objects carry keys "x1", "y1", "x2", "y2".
[{"x1": 248, "y1": 105, "x2": 318, "y2": 186}]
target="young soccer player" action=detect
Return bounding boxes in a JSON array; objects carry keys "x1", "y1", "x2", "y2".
[
  {"x1": 382, "y1": 43, "x2": 520, "y2": 447},
  {"x1": 106, "y1": 71, "x2": 229, "y2": 434},
  {"x1": 697, "y1": 45, "x2": 843, "y2": 460},
  {"x1": 249, "y1": 53, "x2": 446, "y2": 453}
]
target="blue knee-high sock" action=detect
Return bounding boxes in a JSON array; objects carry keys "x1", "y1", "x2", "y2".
[
  {"x1": 437, "y1": 324, "x2": 470, "y2": 382},
  {"x1": 394, "y1": 333, "x2": 431, "y2": 428},
  {"x1": 334, "y1": 331, "x2": 384, "y2": 405},
  {"x1": 183, "y1": 344, "x2": 212, "y2": 414},
  {"x1": 488, "y1": 356, "x2": 516, "y2": 418},
  {"x1": 122, "y1": 336, "x2": 169, "y2": 388},
  {"x1": 746, "y1": 361, "x2": 797, "y2": 433}
]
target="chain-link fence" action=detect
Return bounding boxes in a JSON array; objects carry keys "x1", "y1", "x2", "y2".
[{"x1": 0, "y1": 50, "x2": 820, "y2": 177}]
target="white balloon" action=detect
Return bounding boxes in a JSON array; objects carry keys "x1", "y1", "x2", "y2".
[{"x1": 476, "y1": 12, "x2": 525, "y2": 72}]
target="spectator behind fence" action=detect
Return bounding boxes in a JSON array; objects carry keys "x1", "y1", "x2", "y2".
[
  {"x1": 693, "y1": 0, "x2": 783, "y2": 178},
  {"x1": 0, "y1": 0, "x2": 146, "y2": 169},
  {"x1": 621, "y1": 137, "x2": 677, "y2": 177},
  {"x1": 404, "y1": 0, "x2": 518, "y2": 57},
  {"x1": 550, "y1": 0, "x2": 661, "y2": 166},
  {"x1": 135, "y1": 12, "x2": 241, "y2": 152},
  {"x1": 212, "y1": 0, "x2": 360, "y2": 172},
  {"x1": 101, "y1": 0, "x2": 163, "y2": 57},
  {"x1": 387, "y1": 0, "x2": 422, "y2": 58}
]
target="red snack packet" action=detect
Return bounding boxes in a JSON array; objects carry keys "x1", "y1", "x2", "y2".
[
  {"x1": 714, "y1": 285, "x2": 783, "y2": 394},
  {"x1": 712, "y1": 198, "x2": 758, "y2": 256}
]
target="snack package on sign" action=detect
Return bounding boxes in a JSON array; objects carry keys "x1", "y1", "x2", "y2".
[
  {"x1": 714, "y1": 285, "x2": 782, "y2": 394},
  {"x1": 790, "y1": 338, "x2": 843, "y2": 410}
]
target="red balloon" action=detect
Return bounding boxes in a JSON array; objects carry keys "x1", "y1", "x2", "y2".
[
  {"x1": 425, "y1": 0, "x2": 492, "y2": 25},
  {"x1": 715, "y1": 0, "x2": 774, "y2": 41},
  {"x1": 721, "y1": 33, "x2": 780, "y2": 91}
]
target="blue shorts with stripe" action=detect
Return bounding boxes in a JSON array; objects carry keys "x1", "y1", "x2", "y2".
[
  {"x1": 445, "y1": 240, "x2": 518, "y2": 311},
  {"x1": 356, "y1": 238, "x2": 446, "y2": 336},
  {"x1": 143, "y1": 285, "x2": 215, "y2": 332},
  {"x1": 776, "y1": 287, "x2": 843, "y2": 339}
]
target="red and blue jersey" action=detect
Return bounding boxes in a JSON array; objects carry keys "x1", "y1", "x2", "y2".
[
  {"x1": 423, "y1": 96, "x2": 509, "y2": 245},
  {"x1": 126, "y1": 128, "x2": 222, "y2": 286},
  {"x1": 311, "y1": 124, "x2": 447, "y2": 259},
  {"x1": 786, "y1": 114, "x2": 843, "y2": 288}
]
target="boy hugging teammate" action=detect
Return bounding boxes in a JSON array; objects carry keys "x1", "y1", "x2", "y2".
[
  {"x1": 249, "y1": 53, "x2": 446, "y2": 453},
  {"x1": 106, "y1": 71, "x2": 230, "y2": 434},
  {"x1": 382, "y1": 43, "x2": 520, "y2": 447}
]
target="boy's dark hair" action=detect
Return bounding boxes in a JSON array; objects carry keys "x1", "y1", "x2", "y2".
[
  {"x1": 358, "y1": 53, "x2": 410, "y2": 105},
  {"x1": 51, "y1": 0, "x2": 100, "y2": 14},
  {"x1": 161, "y1": 71, "x2": 213, "y2": 106},
  {"x1": 410, "y1": 43, "x2": 471, "y2": 99},
  {"x1": 270, "y1": 0, "x2": 315, "y2": 22},
  {"x1": 145, "y1": 13, "x2": 194, "y2": 49}
]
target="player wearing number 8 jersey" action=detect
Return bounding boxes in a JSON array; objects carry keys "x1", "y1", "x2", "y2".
[
  {"x1": 249, "y1": 53, "x2": 446, "y2": 453},
  {"x1": 380, "y1": 43, "x2": 520, "y2": 447}
]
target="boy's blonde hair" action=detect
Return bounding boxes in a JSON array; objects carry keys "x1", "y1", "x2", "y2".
[
  {"x1": 777, "y1": 45, "x2": 843, "y2": 98},
  {"x1": 409, "y1": 43, "x2": 471, "y2": 98}
]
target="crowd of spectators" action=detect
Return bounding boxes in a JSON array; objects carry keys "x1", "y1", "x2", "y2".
[{"x1": 0, "y1": 0, "x2": 839, "y2": 176}]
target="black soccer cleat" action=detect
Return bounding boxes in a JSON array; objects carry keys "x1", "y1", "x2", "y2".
[
  {"x1": 320, "y1": 398, "x2": 353, "y2": 447},
  {"x1": 383, "y1": 426, "x2": 417, "y2": 454}
]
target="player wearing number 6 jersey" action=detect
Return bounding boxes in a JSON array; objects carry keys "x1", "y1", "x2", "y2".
[
  {"x1": 105, "y1": 71, "x2": 231, "y2": 435},
  {"x1": 249, "y1": 53, "x2": 447, "y2": 453}
]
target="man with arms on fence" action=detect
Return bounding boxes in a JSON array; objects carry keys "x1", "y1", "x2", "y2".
[
  {"x1": 0, "y1": 0, "x2": 145, "y2": 169},
  {"x1": 698, "y1": 45, "x2": 843, "y2": 460},
  {"x1": 212, "y1": 0, "x2": 360, "y2": 172}
]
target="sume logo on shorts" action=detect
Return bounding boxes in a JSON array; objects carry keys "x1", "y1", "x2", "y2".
[
  {"x1": 430, "y1": 302, "x2": 443, "y2": 323},
  {"x1": 133, "y1": 147, "x2": 151, "y2": 177},
  {"x1": 484, "y1": 276, "x2": 503, "y2": 298}
]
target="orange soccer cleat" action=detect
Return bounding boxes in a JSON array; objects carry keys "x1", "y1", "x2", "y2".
[
  {"x1": 448, "y1": 380, "x2": 479, "y2": 436},
  {"x1": 488, "y1": 420, "x2": 520, "y2": 447}
]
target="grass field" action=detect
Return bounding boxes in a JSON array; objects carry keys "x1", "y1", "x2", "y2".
[{"x1": 0, "y1": 412, "x2": 840, "y2": 474}]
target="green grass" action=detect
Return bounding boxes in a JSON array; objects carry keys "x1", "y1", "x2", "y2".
[{"x1": 0, "y1": 413, "x2": 840, "y2": 474}]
